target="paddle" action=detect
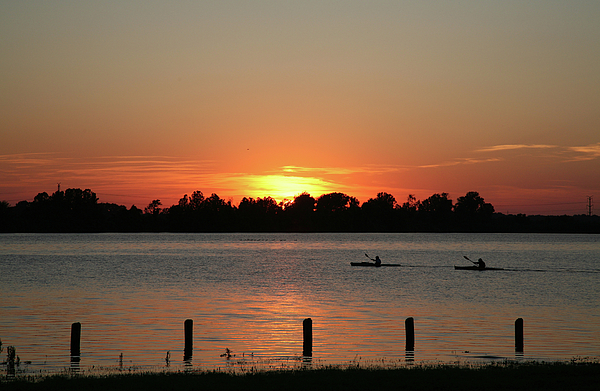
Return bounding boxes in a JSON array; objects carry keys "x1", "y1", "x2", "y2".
[
  {"x1": 366, "y1": 253, "x2": 383, "y2": 266},
  {"x1": 463, "y1": 255, "x2": 477, "y2": 265}
]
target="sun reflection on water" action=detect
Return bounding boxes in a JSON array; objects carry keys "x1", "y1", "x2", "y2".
[{"x1": 1, "y1": 233, "x2": 599, "y2": 375}]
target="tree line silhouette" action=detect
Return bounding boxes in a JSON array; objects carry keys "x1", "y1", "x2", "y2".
[{"x1": 1, "y1": 188, "x2": 598, "y2": 233}]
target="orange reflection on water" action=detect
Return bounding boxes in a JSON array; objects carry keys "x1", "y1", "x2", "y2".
[{"x1": 3, "y1": 233, "x2": 600, "y2": 373}]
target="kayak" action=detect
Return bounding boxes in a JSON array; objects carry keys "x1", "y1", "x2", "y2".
[
  {"x1": 454, "y1": 265, "x2": 504, "y2": 271},
  {"x1": 350, "y1": 262, "x2": 402, "y2": 267}
]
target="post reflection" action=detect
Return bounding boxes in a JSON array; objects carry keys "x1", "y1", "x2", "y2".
[
  {"x1": 515, "y1": 318, "x2": 524, "y2": 353},
  {"x1": 302, "y1": 355, "x2": 312, "y2": 368},
  {"x1": 70, "y1": 355, "x2": 80, "y2": 373},
  {"x1": 184, "y1": 355, "x2": 193, "y2": 371},
  {"x1": 184, "y1": 319, "x2": 193, "y2": 362},
  {"x1": 69, "y1": 321, "x2": 81, "y2": 373},
  {"x1": 5, "y1": 346, "x2": 17, "y2": 378}
]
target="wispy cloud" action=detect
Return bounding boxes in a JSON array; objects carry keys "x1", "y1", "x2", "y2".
[
  {"x1": 418, "y1": 158, "x2": 501, "y2": 169},
  {"x1": 0, "y1": 152, "x2": 59, "y2": 168},
  {"x1": 476, "y1": 142, "x2": 600, "y2": 162},
  {"x1": 476, "y1": 144, "x2": 557, "y2": 152},
  {"x1": 0, "y1": 154, "x2": 220, "y2": 201},
  {"x1": 566, "y1": 143, "x2": 600, "y2": 161},
  {"x1": 3, "y1": 148, "x2": 597, "y2": 208},
  {"x1": 414, "y1": 141, "x2": 599, "y2": 170},
  {"x1": 1, "y1": 156, "x2": 376, "y2": 204},
  {"x1": 280, "y1": 164, "x2": 405, "y2": 175}
]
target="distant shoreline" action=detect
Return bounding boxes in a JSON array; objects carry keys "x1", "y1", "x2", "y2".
[
  {"x1": 1, "y1": 226, "x2": 599, "y2": 234},
  {"x1": 2, "y1": 361, "x2": 599, "y2": 391},
  {"x1": 2, "y1": 188, "x2": 599, "y2": 234}
]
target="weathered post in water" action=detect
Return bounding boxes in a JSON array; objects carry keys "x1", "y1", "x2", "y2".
[
  {"x1": 184, "y1": 319, "x2": 193, "y2": 360},
  {"x1": 303, "y1": 318, "x2": 312, "y2": 357},
  {"x1": 515, "y1": 318, "x2": 524, "y2": 352},
  {"x1": 405, "y1": 317, "x2": 415, "y2": 351},
  {"x1": 70, "y1": 322, "x2": 81, "y2": 358}
]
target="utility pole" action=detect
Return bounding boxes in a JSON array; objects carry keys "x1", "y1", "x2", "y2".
[{"x1": 587, "y1": 196, "x2": 593, "y2": 216}]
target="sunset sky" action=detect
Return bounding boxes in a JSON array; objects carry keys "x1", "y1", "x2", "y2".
[{"x1": 2, "y1": 1, "x2": 599, "y2": 215}]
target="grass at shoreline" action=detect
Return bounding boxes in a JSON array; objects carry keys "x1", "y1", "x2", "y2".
[{"x1": 2, "y1": 361, "x2": 599, "y2": 391}]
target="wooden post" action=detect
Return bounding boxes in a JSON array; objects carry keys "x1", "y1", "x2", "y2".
[
  {"x1": 405, "y1": 317, "x2": 415, "y2": 351},
  {"x1": 70, "y1": 322, "x2": 81, "y2": 357},
  {"x1": 515, "y1": 318, "x2": 524, "y2": 352},
  {"x1": 303, "y1": 318, "x2": 312, "y2": 357},
  {"x1": 184, "y1": 319, "x2": 193, "y2": 359}
]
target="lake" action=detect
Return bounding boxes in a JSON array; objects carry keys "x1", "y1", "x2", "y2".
[{"x1": 1, "y1": 233, "x2": 599, "y2": 373}]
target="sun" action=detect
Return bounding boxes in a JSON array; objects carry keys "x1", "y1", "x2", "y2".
[{"x1": 245, "y1": 174, "x2": 334, "y2": 202}]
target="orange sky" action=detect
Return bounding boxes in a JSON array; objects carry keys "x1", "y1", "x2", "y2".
[{"x1": 1, "y1": 1, "x2": 599, "y2": 215}]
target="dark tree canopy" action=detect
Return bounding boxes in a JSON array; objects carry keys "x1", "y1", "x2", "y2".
[
  {"x1": 1, "y1": 187, "x2": 598, "y2": 233},
  {"x1": 361, "y1": 192, "x2": 398, "y2": 231},
  {"x1": 282, "y1": 192, "x2": 317, "y2": 231},
  {"x1": 455, "y1": 191, "x2": 495, "y2": 216},
  {"x1": 418, "y1": 193, "x2": 452, "y2": 215},
  {"x1": 401, "y1": 194, "x2": 419, "y2": 213},
  {"x1": 363, "y1": 192, "x2": 397, "y2": 210},
  {"x1": 237, "y1": 196, "x2": 282, "y2": 231},
  {"x1": 453, "y1": 191, "x2": 495, "y2": 231},
  {"x1": 316, "y1": 192, "x2": 353, "y2": 213},
  {"x1": 144, "y1": 200, "x2": 162, "y2": 215},
  {"x1": 287, "y1": 192, "x2": 316, "y2": 214}
]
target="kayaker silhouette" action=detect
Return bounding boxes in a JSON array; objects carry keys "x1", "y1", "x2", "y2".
[
  {"x1": 374, "y1": 256, "x2": 382, "y2": 266},
  {"x1": 363, "y1": 253, "x2": 384, "y2": 266},
  {"x1": 475, "y1": 258, "x2": 486, "y2": 269}
]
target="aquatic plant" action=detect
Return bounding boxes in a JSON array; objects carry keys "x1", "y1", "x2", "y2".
[
  {"x1": 2, "y1": 361, "x2": 600, "y2": 391},
  {"x1": 6, "y1": 346, "x2": 15, "y2": 366},
  {"x1": 3, "y1": 345, "x2": 18, "y2": 378},
  {"x1": 220, "y1": 348, "x2": 233, "y2": 359}
]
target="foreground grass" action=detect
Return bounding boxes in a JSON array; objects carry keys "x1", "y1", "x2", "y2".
[{"x1": 2, "y1": 361, "x2": 599, "y2": 391}]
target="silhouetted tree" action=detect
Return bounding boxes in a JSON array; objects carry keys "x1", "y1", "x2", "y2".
[
  {"x1": 362, "y1": 192, "x2": 397, "y2": 231},
  {"x1": 256, "y1": 196, "x2": 281, "y2": 214},
  {"x1": 142, "y1": 199, "x2": 164, "y2": 231},
  {"x1": 315, "y1": 192, "x2": 360, "y2": 231},
  {"x1": 418, "y1": 193, "x2": 453, "y2": 214},
  {"x1": 0, "y1": 200, "x2": 10, "y2": 230},
  {"x1": 33, "y1": 192, "x2": 50, "y2": 204},
  {"x1": 178, "y1": 194, "x2": 190, "y2": 209},
  {"x1": 4, "y1": 186, "x2": 599, "y2": 233},
  {"x1": 99, "y1": 202, "x2": 143, "y2": 231},
  {"x1": 9, "y1": 188, "x2": 101, "y2": 231},
  {"x1": 287, "y1": 192, "x2": 316, "y2": 213},
  {"x1": 164, "y1": 195, "x2": 191, "y2": 231},
  {"x1": 283, "y1": 192, "x2": 316, "y2": 231},
  {"x1": 51, "y1": 189, "x2": 64, "y2": 203},
  {"x1": 401, "y1": 194, "x2": 418, "y2": 213},
  {"x1": 417, "y1": 193, "x2": 454, "y2": 231},
  {"x1": 316, "y1": 192, "x2": 351, "y2": 214},
  {"x1": 198, "y1": 193, "x2": 235, "y2": 231},
  {"x1": 165, "y1": 190, "x2": 230, "y2": 231},
  {"x1": 64, "y1": 188, "x2": 98, "y2": 206},
  {"x1": 189, "y1": 190, "x2": 205, "y2": 211},
  {"x1": 455, "y1": 191, "x2": 494, "y2": 216},
  {"x1": 203, "y1": 193, "x2": 229, "y2": 212},
  {"x1": 454, "y1": 191, "x2": 495, "y2": 230},
  {"x1": 397, "y1": 194, "x2": 419, "y2": 230},
  {"x1": 238, "y1": 196, "x2": 281, "y2": 231},
  {"x1": 144, "y1": 199, "x2": 162, "y2": 215}
]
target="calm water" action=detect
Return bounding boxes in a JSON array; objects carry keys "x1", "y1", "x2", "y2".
[{"x1": 1, "y1": 233, "x2": 599, "y2": 373}]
